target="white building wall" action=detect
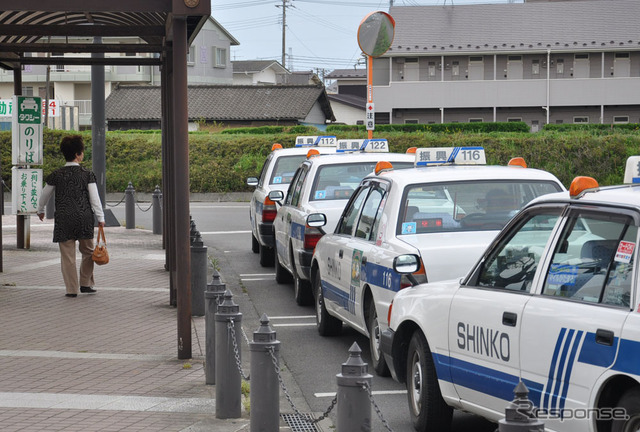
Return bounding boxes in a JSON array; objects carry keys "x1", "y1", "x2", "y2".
[{"x1": 330, "y1": 102, "x2": 364, "y2": 125}]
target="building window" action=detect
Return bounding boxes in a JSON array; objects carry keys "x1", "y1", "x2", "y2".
[
  {"x1": 575, "y1": 53, "x2": 589, "y2": 60},
  {"x1": 469, "y1": 118, "x2": 483, "y2": 122},
  {"x1": 469, "y1": 56, "x2": 483, "y2": 63},
  {"x1": 508, "y1": 55, "x2": 522, "y2": 62},
  {"x1": 613, "y1": 116, "x2": 629, "y2": 124},
  {"x1": 356, "y1": 120, "x2": 364, "y2": 125},
  {"x1": 21, "y1": 86, "x2": 33, "y2": 96},
  {"x1": 51, "y1": 52, "x2": 65, "y2": 72},
  {"x1": 556, "y1": 120, "x2": 564, "y2": 124},
  {"x1": 573, "y1": 116, "x2": 589, "y2": 124},
  {"x1": 507, "y1": 117, "x2": 522, "y2": 122},
  {"x1": 405, "y1": 119, "x2": 418, "y2": 124},
  {"x1": 532, "y1": 59, "x2": 540, "y2": 75},
  {"x1": 188, "y1": 46, "x2": 195, "y2": 66},
  {"x1": 213, "y1": 47, "x2": 227, "y2": 68}
]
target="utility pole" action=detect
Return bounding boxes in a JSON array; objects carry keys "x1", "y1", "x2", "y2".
[{"x1": 276, "y1": 0, "x2": 291, "y2": 67}]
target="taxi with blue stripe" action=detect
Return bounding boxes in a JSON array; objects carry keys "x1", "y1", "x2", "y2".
[
  {"x1": 311, "y1": 147, "x2": 565, "y2": 377},
  {"x1": 247, "y1": 136, "x2": 337, "y2": 267},
  {"x1": 269, "y1": 139, "x2": 415, "y2": 307},
  {"x1": 382, "y1": 157, "x2": 640, "y2": 432}
]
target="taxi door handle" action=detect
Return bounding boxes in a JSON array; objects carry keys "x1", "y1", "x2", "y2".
[
  {"x1": 338, "y1": 249, "x2": 343, "y2": 259},
  {"x1": 596, "y1": 329, "x2": 614, "y2": 346},
  {"x1": 502, "y1": 312, "x2": 517, "y2": 327}
]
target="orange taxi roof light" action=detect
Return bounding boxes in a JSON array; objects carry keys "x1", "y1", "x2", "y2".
[
  {"x1": 307, "y1": 149, "x2": 321, "y2": 158},
  {"x1": 569, "y1": 176, "x2": 599, "y2": 198},
  {"x1": 508, "y1": 157, "x2": 527, "y2": 168},
  {"x1": 271, "y1": 143, "x2": 283, "y2": 151},
  {"x1": 406, "y1": 147, "x2": 417, "y2": 154},
  {"x1": 375, "y1": 161, "x2": 394, "y2": 175}
]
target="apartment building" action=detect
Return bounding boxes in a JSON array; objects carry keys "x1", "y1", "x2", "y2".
[{"x1": 372, "y1": 0, "x2": 640, "y2": 130}]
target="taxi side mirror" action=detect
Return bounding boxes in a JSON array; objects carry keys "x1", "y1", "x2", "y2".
[
  {"x1": 247, "y1": 177, "x2": 258, "y2": 187},
  {"x1": 268, "y1": 190, "x2": 284, "y2": 203},
  {"x1": 307, "y1": 213, "x2": 326, "y2": 228},
  {"x1": 393, "y1": 254, "x2": 420, "y2": 274}
]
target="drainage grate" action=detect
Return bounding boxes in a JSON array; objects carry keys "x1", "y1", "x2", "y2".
[{"x1": 281, "y1": 413, "x2": 320, "y2": 432}]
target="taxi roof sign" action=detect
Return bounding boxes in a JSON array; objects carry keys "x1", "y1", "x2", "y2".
[
  {"x1": 415, "y1": 147, "x2": 486, "y2": 167},
  {"x1": 336, "y1": 138, "x2": 389, "y2": 153},
  {"x1": 623, "y1": 156, "x2": 640, "y2": 184},
  {"x1": 295, "y1": 135, "x2": 337, "y2": 147}
]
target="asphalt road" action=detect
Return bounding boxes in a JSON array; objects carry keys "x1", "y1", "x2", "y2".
[{"x1": 107, "y1": 201, "x2": 499, "y2": 432}]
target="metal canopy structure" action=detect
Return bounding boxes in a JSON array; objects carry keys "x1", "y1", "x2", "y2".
[{"x1": 0, "y1": 0, "x2": 210, "y2": 360}]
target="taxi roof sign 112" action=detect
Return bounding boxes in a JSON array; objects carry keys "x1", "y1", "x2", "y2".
[
  {"x1": 336, "y1": 138, "x2": 389, "y2": 153},
  {"x1": 415, "y1": 147, "x2": 486, "y2": 167},
  {"x1": 295, "y1": 135, "x2": 337, "y2": 147}
]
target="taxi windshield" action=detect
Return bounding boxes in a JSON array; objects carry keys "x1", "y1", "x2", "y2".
[
  {"x1": 398, "y1": 180, "x2": 562, "y2": 234},
  {"x1": 269, "y1": 155, "x2": 307, "y2": 185},
  {"x1": 311, "y1": 161, "x2": 413, "y2": 201}
]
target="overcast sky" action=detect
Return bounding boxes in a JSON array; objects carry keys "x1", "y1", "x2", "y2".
[{"x1": 211, "y1": 0, "x2": 523, "y2": 77}]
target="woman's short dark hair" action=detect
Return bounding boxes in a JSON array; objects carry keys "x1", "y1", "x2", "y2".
[{"x1": 60, "y1": 135, "x2": 85, "y2": 162}]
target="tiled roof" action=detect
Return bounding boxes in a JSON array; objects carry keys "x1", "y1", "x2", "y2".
[
  {"x1": 328, "y1": 93, "x2": 366, "y2": 110},
  {"x1": 105, "y1": 84, "x2": 335, "y2": 122},
  {"x1": 232, "y1": 60, "x2": 286, "y2": 73},
  {"x1": 388, "y1": 0, "x2": 640, "y2": 55},
  {"x1": 326, "y1": 69, "x2": 366, "y2": 79}
]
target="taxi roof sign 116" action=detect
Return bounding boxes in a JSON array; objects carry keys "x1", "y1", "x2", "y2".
[
  {"x1": 415, "y1": 146, "x2": 486, "y2": 167},
  {"x1": 295, "y1": 135, "x2": 337, "y2": 147},
  {"x1": 336, "y1": 138, "x2": 389, "y2": 153}
]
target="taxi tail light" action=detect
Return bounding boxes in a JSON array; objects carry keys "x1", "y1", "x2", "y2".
[
  {"x1": 400, "y1": 259, "x2": 427, "y2": 289},
  {"x1": 303, "y1": 227, "x2": 324, "y2": 250},
  {"x1": 262, "y1": 197, "x2": 277, "y2": 223}
]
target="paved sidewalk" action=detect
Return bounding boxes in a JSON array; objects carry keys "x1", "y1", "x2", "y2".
[{"x1": 0, "y1": 215, "x2": 315, "y2": 432}]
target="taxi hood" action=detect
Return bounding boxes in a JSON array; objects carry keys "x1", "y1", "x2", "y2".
[{"x1": 398, "y1": 230, "x2": 499, "y2": 282}]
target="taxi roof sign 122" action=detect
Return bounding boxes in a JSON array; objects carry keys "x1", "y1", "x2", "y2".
[
  {"x1": 415, "y1": 147, "x2": 486, "y2": 167},
  {"x1": 336, "y1": 138, "x2": 389, "y2": 153},
  {"x1": 295, "y1": 135, "x2": 337, "y2": 147}
]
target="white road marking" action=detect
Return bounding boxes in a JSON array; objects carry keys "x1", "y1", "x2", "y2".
[
  {"x1": 272, "y1": 323, "x2": 316, "y2": 327},
  {"x1": 200, "y1": 230, "x2": 251, "y2": 235},
  {"x1": 240, "y1": 273, "x2": 275, "y2": 277},
  {"x1": 269, "y1": 315, "x2": 315, "y2": 320},
  {"x1": 315, "y1": 390, "x2": 407, "y2": 398}
]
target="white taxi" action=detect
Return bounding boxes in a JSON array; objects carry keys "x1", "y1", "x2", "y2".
[
  {"x1": 269, "y1": 139, "x2": 415, "y2": 306},
  {"x1": 247, "y1": 136, "x2": 337, "y2": 266},
  {"x1": 382, "y1": 157, "x2": 640, "y2": 432},
  {"x1": 310, "y1": 147, "x2": 566, "y2": 376}
]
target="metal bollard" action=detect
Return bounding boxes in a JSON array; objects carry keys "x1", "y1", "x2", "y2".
[
  {"x1": 125, "y1": 182, "x2": 135, "y2": 229},
  {"x1": 215, "y1": 289, "x2": 243, "y2": 419},
  {"x1": 498, "y1": 382, "x2": 545, "y2": 431},
  {"x1": 45, "y1": 192, "x2": 55, "y2": 219},
  {"x1": 190, "y1": 216, "x2": 197, "y2": 245},
  {"x1": 250, "y1": 314, "x2": 280, "y2": 432},
  {"x1": 336, "y1": 342, "x2": 373, "y2": 432},
  {"x1": 152, "y1": 185, "x2": 162, "y2": 235},
  {"x1": 205, "y1": 270, "x2": 227, "y2": 385},
  {"x1": 190, "y1": 231, "x2": 208, "y2": 317}
]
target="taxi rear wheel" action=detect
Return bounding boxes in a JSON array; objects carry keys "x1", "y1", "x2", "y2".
[
  {"x1": 612, "y1": 387, "x2": 640, "y2": 432},
  {"x1": 294, "y1": 276, "x2": 313, "y2": 306},
  {"x1": 251, "y1": 234, "x2": 259, "y2": 254},
  {"x1": 314, "y1": 271, "x2": 342, "y2": 336},
  {"x1": 275, "y1": 251, "x2": 292, "y2": 284},
  {"x1": 406, "y1": 331, "x2": 452, "y2": 432},
  {"x1": 259, "y1": 243, "x2": 274, "y2": 267},
  {"x1": 367, "y1": 301, "x2": 390, "y2": 377}
]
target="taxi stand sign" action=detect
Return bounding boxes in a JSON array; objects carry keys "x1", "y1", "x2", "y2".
[
  {"x1": 623, "y1": 156, "x2": 640, "y2": 184},
  {"x1": 415, "y1": 146, "x2": 486, "y2": 167},
  {"x1": 336, "y1": 138, "x2": 389, "y2": 153},
  {"x1": 12, "y1": 95, "x2": 43, "y2": 165},
  {"x1": 11, "y1": 167, "x2": 42, "y2": 215},
  {"x1": 294, "y1": 135, "x2": 337, "y2": 147}
]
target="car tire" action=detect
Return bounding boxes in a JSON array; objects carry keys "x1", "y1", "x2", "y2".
[
  {"x1": 314, "y1": 271, "x2": 342, "y2": 336},
  {"x1": 251, "y1": 234, "x2": 259, "y2": 254},
  {"x1": 367, "y1": 300, "x2": 390, "y2": 377},
  {"x1": 259, "y1": 243, "x2": 274, "y2": 267},
  {"x1": 612, "y1": 387, "x2": 640, "y2": 432},
  {"x1": 294, "y1": 275, "x2": 313, "y2": 306},
  {"x1": 275, "y1": 251, "x2": 292, "y2": 284},
  {"x1": 406, "y1": 330, "x2": 452, "y2": 432}
]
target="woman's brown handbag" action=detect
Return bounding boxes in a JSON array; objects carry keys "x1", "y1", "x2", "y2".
[{"x1": 92, "y1": 226, "x2": 109, "y2": 265}]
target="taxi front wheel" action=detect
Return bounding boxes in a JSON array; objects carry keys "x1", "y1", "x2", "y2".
[
  {"x1": 612, "y1": 387, "x2": 640, "y2": 432},
  {"x1": 407, "y1": 331, "x2": 452, "y2": 432}
]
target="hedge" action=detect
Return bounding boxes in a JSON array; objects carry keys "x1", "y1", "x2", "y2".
[
  {"x1": 543, "y1": 123, "x2": 640, "y2": 133},
  {"x1": 327, "y1": 121, "x2": 531, "y2": 134},
  {"x1": 1, "y1": 128, "x2": 639, "y2": 193}
]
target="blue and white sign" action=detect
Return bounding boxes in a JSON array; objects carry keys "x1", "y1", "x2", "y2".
[
  {"x1": 415, "y1": 147, "x2": 486, "y2": 167},
  {"x1": 295, "y1": 135, "x2": 337, "y2": 147}
]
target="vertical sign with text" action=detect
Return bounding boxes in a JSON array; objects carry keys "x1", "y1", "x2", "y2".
[
  {"x1": 12, "y1": 95, "x2": 43, "y2": 165},
  {"x1": 11, "y1": 167, "x2": 42, "y2": 215},
  {"x1": 366, "y1": 102, "x2": 375, "y2": 131}
]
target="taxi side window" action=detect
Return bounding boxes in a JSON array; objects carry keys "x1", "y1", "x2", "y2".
[
  {"x1": 289, "y1": 167, "x2": 308, "y2": 207},
  {"x1": 337, "y1": 186, "x2": 369, "y2": 236},
  {"x1": 257, "y1": 153, "x2": 273, "y2": 188},
  {"x1": 476, "y1": 211, "x2": 561, "y2": 292},
  {"x1": 355, "y1": 187, "x2": 385, "y2": 241},
  {"x1": 542, "y1": 214, "x2": 637, "y2": 308},
  {"x1": 285, "y1": 167, "x2": 306, "y2": 206}
]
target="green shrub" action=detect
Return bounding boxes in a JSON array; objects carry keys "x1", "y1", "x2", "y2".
[{"x1": 543, "y1": 123, "x2": 640, "y2": 133}]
